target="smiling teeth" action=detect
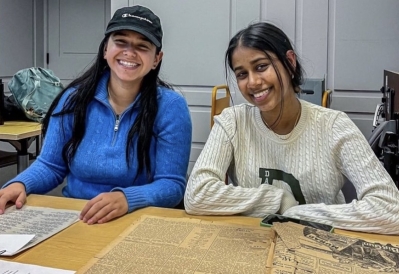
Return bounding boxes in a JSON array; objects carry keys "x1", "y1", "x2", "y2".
[
  {"x1": 119, "y1": 60, "x2": 138, "y2": 67},
  {"x1": 253, "y1": 89, "x2": 269, "y2": 98}
]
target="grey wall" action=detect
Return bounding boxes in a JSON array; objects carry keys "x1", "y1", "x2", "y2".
[
  {"x1": 47, "y1": 0, "x2": 110, "y2": 80},
  {"x1": 0, "y1": 0, "x2": 34, "y2": 78},
  {"x1": 0, "y1": 0, "x2": 44, "y2": 89}
]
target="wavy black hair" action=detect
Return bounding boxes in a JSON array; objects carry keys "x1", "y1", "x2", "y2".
[
  {"x1": 42, "y1": 34, "x2": 171, "y2": 179},
  {"x1": 225, "y1": 22, "x2": 304, "y2": 128}
]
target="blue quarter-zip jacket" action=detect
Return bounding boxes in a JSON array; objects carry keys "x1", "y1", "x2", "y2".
[{"x1": 5, "y1": 71, "x2": 192, "y2": 212}]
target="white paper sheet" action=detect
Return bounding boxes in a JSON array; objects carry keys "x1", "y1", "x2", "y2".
[
  {"x1": 0, "y1": 205, "x2": 80, "y2": 256},
  {"x1": 0, "y1": 234, "x2": 35, "y2": 256},
  {"x1": 0, "y1": 260, "x2": 75, "y2": 274}
]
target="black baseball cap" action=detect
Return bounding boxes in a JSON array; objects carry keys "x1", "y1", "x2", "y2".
[{"x1": 105, "y1": 5, "x2": 162, "y2": 48}]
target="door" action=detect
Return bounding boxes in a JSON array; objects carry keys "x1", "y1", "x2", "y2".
[{"x1": 47, "y1": 0, "x2": 110, "y2": 80}]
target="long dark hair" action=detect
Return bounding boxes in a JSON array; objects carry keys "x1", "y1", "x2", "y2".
[
  {"x1": 225, "y1": 22, "x2": 304, "y2": 127},
  {"x1": 42, "y1": 34, "x2": 171, "y2": 179}
]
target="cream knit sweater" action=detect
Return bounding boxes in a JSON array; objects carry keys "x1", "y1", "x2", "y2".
[{"x1": 185, "y1": 100, "x2": 399, "y2": 234}]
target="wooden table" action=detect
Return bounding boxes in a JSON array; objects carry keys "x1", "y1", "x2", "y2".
[
  {"x1": 0, "y1": 121, "x2": 41, "y2": 172},
  {"x1": 1, "y1": 194, "x2": 399, "y2": 271}
]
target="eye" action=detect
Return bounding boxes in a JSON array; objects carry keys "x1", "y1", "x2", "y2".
[
  {"x1": 256, "y1": 64, "x2": 269, "y2": 71},
  {"x1": 235, "y1": 71, "x2": 247, "y2": 80},
  {"x1": 113, "y1": 39, "x2": 127, "y2": 46},
  {"x1": 137, "y1": 44, "x2": 151, "y2": 51}
]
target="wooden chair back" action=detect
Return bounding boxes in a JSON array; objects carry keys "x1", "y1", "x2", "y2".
[
  {"x1": 211, "y1": 85, "x2": 231, "y2": 127},
  {"x1": 210, "y1": 85, "x2": 231, "y2": 185},
  {"x1": 322, "y1": 90, "x2": 332, "y2": 108}
]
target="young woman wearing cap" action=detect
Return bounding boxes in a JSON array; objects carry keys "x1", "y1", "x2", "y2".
[
  {"x1": 0, "y1": 6, "x2": 192, "y2": 225},
  {"x1": 184, "y1": 22, "x2": 399, "y2": 234}
]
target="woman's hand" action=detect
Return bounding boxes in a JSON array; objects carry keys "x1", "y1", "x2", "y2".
[
  {"x1": 0, "y1": 183, "x2": 27, "y2": 214},
  {"x1": 80, "y1": 191, "x2": 128, "y2": 225}
]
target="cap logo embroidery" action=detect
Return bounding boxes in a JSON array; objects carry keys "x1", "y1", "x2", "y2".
[{"x1": 121, "y1": 13, "x2": 153, "y2": 24}]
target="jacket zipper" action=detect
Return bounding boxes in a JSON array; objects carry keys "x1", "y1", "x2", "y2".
[
  {"x1": 111, "y1": 114, "x2": 121, "y2": 146},
  {"x1": 114, "y1": 114, "x2": 120, "y2": 131}
]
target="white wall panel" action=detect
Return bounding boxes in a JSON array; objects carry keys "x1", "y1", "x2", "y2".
[
  {"x1": 0, "y1": 0, "x2": 34, "y2": 77},
  {"x1": 47, "y1": 0, "x2": 110, "y2": 79},
  {"x1": 232, "y1": 0, "x2": 262, "y2": 35},
  {"x1": 35, "y1": 0, "x2": 45, "y2": 68},
  {"x1": 261, "y1": 0, "x2": 295, "y2": 42},
  {"x1": 332, "y1": 0, "x2": 399, "y2": 90},
  {"x1": 132, "y1": 0, "x2": 230, "y2": 86},
  {"x1": 332, "y1": 91, "x2": 382, "y2": 113},
  {"x1": 332, "y1": 90, "x2": 382, "y2": 139},
  {"x1": 178, "y1": 87, "x2": 212, "y2": 143},
  {"x1": 296, "y1": 0, "x2": 328, "y2": 79},
  {"x1": 111, "y1": 0, "x2": 128, "y2": 15}
]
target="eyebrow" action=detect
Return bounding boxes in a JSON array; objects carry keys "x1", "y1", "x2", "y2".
[{"x1": 233, "y1": 57, "x2": 270, "y2": 72}]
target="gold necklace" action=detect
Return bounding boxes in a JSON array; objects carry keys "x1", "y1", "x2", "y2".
[{"x1": 261, "y1": 103, "x2": 301, "y2": 141}]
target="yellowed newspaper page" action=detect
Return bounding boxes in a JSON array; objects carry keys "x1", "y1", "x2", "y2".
[
  {"x1": 272, "y1": 222, "x2": 399, "y2": 273},
  {"x1": 77, "y1": 215, "x2": 275, "y2": 274}
]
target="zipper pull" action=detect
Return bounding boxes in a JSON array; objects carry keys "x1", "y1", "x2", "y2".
[{"x1": 114, "y1": 115, "x2": 120, "y2": 131}]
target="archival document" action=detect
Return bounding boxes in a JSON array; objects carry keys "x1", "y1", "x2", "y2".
[
  {"x1": 272, "y1": 222, "x2": 399, "y2": 273},
  {"x1": 77, "y1": 215, "x2": 275, "y2": 274},
  {"x1": 0, "y1": 205, "x2": 80, "y2": 256}
]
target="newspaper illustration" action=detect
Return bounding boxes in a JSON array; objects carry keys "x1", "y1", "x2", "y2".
[
  {"x1": 0, "y1": 205, "x2": 80, "y2": 256},
  {"x1": 77, "y1": 215, "x2": 275, "y2": 274},
  {"x1": 272, "y1": 221, "x2": 399, "y2": 273}
]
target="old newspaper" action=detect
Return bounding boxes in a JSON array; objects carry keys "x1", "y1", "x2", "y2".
[
  {"x1": 76, "y1": 215, "x2": 399, "y2": 273},
  {"x1": 0, "y1": 205, "x2": 80, "y2": 256},
  {"x1": 272, "y1": 222, "x2": 399, "y2": 273},
  {"x1": 77, "y1": 215, "x2": 275, "y2": 274}
]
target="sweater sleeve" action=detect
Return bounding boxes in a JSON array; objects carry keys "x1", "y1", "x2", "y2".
[
  {"x1": 2, "y1": 90, "x2": 73, "y2": 194},
  {"x1": 184, "y1": 109, "x2": 285, "y2": 217},
  {"x1": 112, "y1": 95, "x2": 192, "y2": 212},
  {"x1": 284, "y1": 112, "x2": 399, "y2": 234}
]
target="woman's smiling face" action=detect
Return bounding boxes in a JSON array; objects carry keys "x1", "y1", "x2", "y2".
[
  {"x1": 104, "y1": 30, "x2": 162, "y2": 87},
  {"x1": 231, "y1": 46, "x2": 295, "y2": 114}
]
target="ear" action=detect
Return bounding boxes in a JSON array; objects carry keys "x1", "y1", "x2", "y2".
[
  {"x1": 103, "y1": 45, "x2": 108, "y2": 58},
  {"x1": 152, "y1": 51, "x2": 164, "y2": 69},
  {"x1": 286, "y1": 50, "x2": 297, "y2": 70}
]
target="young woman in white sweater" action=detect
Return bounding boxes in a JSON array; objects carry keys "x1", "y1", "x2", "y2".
[{"x1": 184, "y1": 22, "x2": 399, "y2": 234}]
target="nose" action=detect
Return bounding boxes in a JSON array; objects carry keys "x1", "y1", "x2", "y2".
[
  {"x1": 123, "y1": 49, "x2": 136, "y2": 57},
  {"x1": 122, "y1": 45, "x2": 137, "y2": 57},
  {"x1": 247, "y1": 72, "x2": 262, "y2": 90}
]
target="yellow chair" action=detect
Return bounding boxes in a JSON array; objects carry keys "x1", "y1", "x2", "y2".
[
  {"x1": 211, "y1": 85, "x2": 231, "y2": 127},
  {"x1": 210, "y1": 85, "x2": 231, "y2": 184},
  {"x1": 322, "y1": 89, "x2": 332, "y2": 108}
]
